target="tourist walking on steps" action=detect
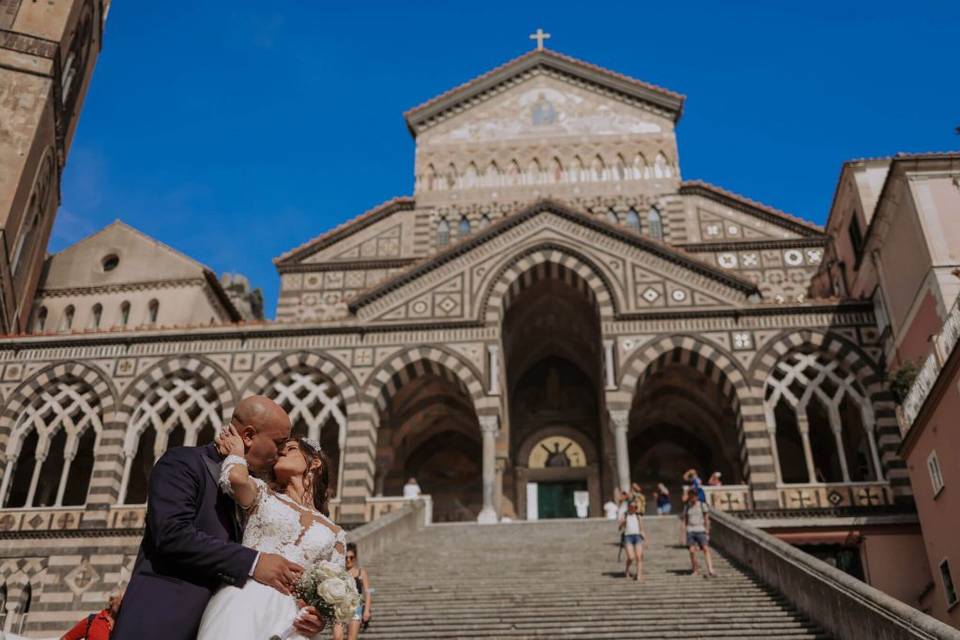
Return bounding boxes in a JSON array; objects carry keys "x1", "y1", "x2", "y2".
[
  {"x1": 683, "y1": 468, "x2": 706, "y2": 503},
  {"x1": 619, "y1": 500, "x2": 646, "y2": 581},
  {"x1": 683, "y1": 490, "x2": 716, "y2": 577},
  {"x1": 333, "y1": 543, "x2": 371, "y2": 640},
  {"x1": 654, "y1": 483, "x2": 672, "y2": 515}
]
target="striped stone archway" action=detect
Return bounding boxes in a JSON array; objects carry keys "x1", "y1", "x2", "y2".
[
  {"x1": 335, "y1": 346, "x2": 494, "y2": 523},
  {"x1": 244, "y1": 351, "x2": 361, "y2": 501},
  {"x1": 0, "y1": 361, "x2": 116, "y2": 512},
  {"x1": 111, "y1": 356, "x2": 236, "y2": 506},
  {"x1": 609, "y1": 335, "x2": 778, "y2": 508},
  {"x1": 750, "y1": 329, "x2": 908, "y2": 499},
  {"x1": 481, "y1": 243, "x2": 619, "y2": 325}
]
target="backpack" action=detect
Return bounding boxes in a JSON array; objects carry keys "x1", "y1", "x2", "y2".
[{"x1": 83, "y1": 613, "x2": 96, "y2": 639}]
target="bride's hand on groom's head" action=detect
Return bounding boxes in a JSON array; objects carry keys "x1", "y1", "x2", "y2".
[{"x1": 215, "y1": 424, "x2": 245, "y2": 458}]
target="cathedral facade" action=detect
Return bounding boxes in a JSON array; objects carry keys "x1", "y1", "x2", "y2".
[{"x1": 0, "y1": 43, "x2": 922, "y2": 634}]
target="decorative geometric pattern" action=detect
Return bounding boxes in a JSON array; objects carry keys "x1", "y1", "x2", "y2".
[
  {"x1": 642, "y1": 287, "x2": 660, "y2": 302},
  {"x1": 127, "y1": 372, "x2": 223, "y2": 450},
  {"x1": 260, "y1": 367, "x2": 346, "y2": 444}
]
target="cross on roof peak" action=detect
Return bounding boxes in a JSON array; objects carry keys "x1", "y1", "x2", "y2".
[{"x1": 529, "y1": 28, "x2": 551, "y2": 51}]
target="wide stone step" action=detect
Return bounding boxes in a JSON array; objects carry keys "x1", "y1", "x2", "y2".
[{"x1": 357, "y1": 519, "x2": 830, "y2": 639}]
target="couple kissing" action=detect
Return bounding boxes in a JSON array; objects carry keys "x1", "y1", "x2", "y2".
[{"x1": 112, "y1": 396, "x2": 345, "y2": 640}]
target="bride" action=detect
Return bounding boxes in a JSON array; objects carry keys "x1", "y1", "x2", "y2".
[{"x1": 198, "y1": 426, "x2": 346, "y2": 640}]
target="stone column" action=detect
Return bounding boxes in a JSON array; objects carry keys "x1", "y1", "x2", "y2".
[
  {"x1": 603, "y1": 340, "x2": 617, "y2": 390},
  {"x1": 796, "y1": 414, "x2": 817, "y2": 483},
  {"x1": 828, "y1": 405, "x2": 851, "y2": 482},
  {"x1": 477, "y1": 415, "x2": 499, "y2": 524},
  {"x1": 494, "y1": 457, "x2": 506, "y2": 517},
  {"x1": 487, "y1": 344, "x2": 500, "y2": 395},
  {"x1": 609, "y1": 410, "x2": 631, "y2": 492}
]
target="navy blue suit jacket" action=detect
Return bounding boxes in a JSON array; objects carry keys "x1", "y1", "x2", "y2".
[{"x1": 112, "y1": 443, "x2": 257, "y2": 640}]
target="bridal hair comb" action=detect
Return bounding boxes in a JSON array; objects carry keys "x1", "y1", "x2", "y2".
[{"x1": 300, "y1": 436, "x2": 322, "y2": 455}]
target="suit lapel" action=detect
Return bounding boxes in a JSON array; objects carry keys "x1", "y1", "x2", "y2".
[{"x1": 201, "y1": 443, "x2": 243, "y2": 541}]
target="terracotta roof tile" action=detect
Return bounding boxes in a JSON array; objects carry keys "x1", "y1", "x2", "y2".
[
  {"x1": 273, "y1": 196, "x2": 415, "y2": 266},
  {"x1": 404, "y1": 48, "x2": 684, "y2": 128},
  {"x1": 680, "y1": 180, "x2": 824, "y2": 235}
]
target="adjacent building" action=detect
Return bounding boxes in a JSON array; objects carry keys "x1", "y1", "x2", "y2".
[{"x1": 825, "y1": 152, "x2": 960, "y2": 625}]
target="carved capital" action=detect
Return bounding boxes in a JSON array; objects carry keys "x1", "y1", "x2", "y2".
[
  {"x1": 609, "y1": 410, "x2": 630, "y2": 433},
  {"x1": 479, "y1": 414, "x2": 500, "y2": 435}
]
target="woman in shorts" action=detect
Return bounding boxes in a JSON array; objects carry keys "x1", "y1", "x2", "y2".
[
  {"x1": 333, "y1": 543, "x2": 372, "y2": 640},
  {"x1": 618, "y1": 499, "x2": 647, "y2": 581}
]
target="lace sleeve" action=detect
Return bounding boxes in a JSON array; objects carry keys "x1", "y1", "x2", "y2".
[{"x1": 218, "y1": 455, "x2": 266, "y2": 509}]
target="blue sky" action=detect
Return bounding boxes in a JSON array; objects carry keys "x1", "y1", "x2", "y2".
[{"x1": 57, "y1": 2, "x2": 959, "y2": 317}]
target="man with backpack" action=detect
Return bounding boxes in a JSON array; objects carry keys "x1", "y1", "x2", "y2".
[{"x1": 61, "y1": 592, "x2": 122, "y2": 640}]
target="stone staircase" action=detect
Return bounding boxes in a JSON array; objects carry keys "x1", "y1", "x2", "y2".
[{"x1": 358, "y1": 516, "x2": 830, "y2": 639}]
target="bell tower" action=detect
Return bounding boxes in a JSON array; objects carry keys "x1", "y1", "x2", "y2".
[{"x1": 0, "y1": 0, "x2": 109, "y2": 334}]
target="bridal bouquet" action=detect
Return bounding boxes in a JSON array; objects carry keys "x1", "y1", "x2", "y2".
[
  {"x1": 296, "y1": 560, "x2": 362, "y2": 622},
  {"x1": 271, "y1": 560, "x2": 361, "y2": 639}
]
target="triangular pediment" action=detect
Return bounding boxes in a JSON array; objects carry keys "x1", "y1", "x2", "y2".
[
  {"x1": 274, "y1": 197, "x2": 415, "y2": 267},
  {"x1": 349, "y1": 200, "x2": 759, "y2": 325},
  {"x1": 404, "y1": 49, "x2": 685, "y2": 137},
  {"x1": 680, "y1": 181, "x2": 825, "y2": 241},
  {"x1": 40, "y1": 221, "x2": 211, "y2": 290}
]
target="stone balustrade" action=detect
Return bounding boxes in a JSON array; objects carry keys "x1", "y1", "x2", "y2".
[
  {"x1": 777, "y1": 481, "x2": 894, "y2": 510},
  {"x1": 701, "y1": 484, "x2": 752, "y2": 511},
  {"x1": 901, "y1": 293, "x2": 960, "y2": 432},
  {"x1": 710, "y1": 508, "x2": 960, "y2": 640}
]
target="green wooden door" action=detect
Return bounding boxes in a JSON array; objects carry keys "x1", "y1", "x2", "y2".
[{"x1": 538, "y1": 481, "x2": 587, "y2": 518}]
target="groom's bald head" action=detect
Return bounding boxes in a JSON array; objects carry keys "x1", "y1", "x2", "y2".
[{"x1": 231, "y1": 396, "x2": 291, "y2": 473}]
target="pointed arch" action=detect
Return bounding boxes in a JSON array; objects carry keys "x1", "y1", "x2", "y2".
[
  {"x1": 614, "y1": 154, "x2": 627, "y2": 180},
  {"x1": 446, "y1": 162, "x2": 458, "y2": 189},
  {"x1": 463, "y1": 161, "x2": 479, "y2": 188},
  {"x1": 654, "y1": 152, "x2": 672, "y2": 178},
  {"x1": 647, "y1": 206, "x2": 664, "y2": 240},
  {"x1": 484, "y1": 160, "x2": 500, "y2": 187},
  {"x1": 0, "y1": 362, "x2": 113, "y2": 509},
  {"x1": 245, "y1": 352, "x2": 360, "y2": 499},
  {"x1": 436, "y1": 218, "x2": 450, "y2": 247},
  {"x1": 632, "y1": 152, "x2": 648, "y2": 179},
  {"x1": 750, "y1": 329, "x2": 902, "y2": 493},
  {"x1": 363, "y1": 346, "x2": 492, "y2": 426},
  {"x1": 550, "y1": 156, "x2": 566, "y2": 183},
  {"x1": 507, "y1": 159, "x2": 521, "y2": 186},
  {"x1": 590, "y1": 154, "x2": 605, "y2": 181},
  {"x1": 481, "y1": 243, "x2": 619, "y2": 325},
  {"x1": 426, "y1": 163, "x2": 439, "y2": 190},
  {"x1": 625, "y1": 208, "x2": 641, "y2": 233},
  {"x1": 116, "y1": 356, "x2": 236, "y2": 504},
  {"x1": 572, "y1": 155, "x2": 585, "y2": 183},
  {"x1": 525, "y1": 158, "x2": 541, "y2": 185}
]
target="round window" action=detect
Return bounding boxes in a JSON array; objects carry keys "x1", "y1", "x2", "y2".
[{"x1": 102, "y1": 254, "x2": 119, "y2": 272}]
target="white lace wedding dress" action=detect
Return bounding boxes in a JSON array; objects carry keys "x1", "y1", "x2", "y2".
[{"x1": 197, "y1": 456, "x2": 346, "y2": 640}]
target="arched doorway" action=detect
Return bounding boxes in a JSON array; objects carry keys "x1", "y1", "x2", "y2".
[
  {"x1": 627, "y1": 350, "x2": 744, "y2": 510},
  {"x1": 501, "y1": 262, "x2": 609, "y2": 519},
  {"x1": 375, "y1": 365, "x2": 482, "y2": 522}
]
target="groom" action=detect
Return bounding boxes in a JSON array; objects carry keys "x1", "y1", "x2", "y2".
[{"x1": 113, "y1": 396, "x2": 324, "y2": 639}]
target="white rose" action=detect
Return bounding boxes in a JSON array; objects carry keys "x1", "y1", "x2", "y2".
[{"x1": 319, "y1": 578, "x2": 349, "y2": 603}]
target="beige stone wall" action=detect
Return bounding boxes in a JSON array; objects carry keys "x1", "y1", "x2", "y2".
[
  {"x1": 0, "y1": 0, "x2": 107, "y2": 334},
  {"x1": 413, "y1": 73, "x2": 679, "y2": 210}
]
